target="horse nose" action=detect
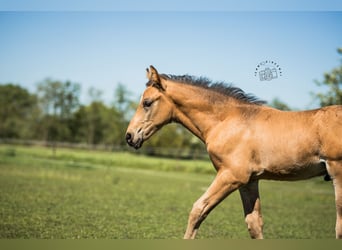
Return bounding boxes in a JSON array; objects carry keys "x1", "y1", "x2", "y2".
[{"x1": 125, "y1": 132, "x2": 132, "y2": 143}]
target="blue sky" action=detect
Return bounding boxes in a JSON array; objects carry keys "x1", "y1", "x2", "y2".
[
  {"x1": 0, "y1": 0, "x2": 341, "y2": 11},
  {"x1": 1, "y1": 8, "x2": 342, "y2": 108}
]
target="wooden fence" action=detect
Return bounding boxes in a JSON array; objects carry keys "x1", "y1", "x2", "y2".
[{"x1": 0, "y1": 138, "x2": 209, "y2": 160}]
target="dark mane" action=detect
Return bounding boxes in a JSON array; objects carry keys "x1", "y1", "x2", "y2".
[{"x1": 160, "y1": 74, "x2": 266, "y2": 105}]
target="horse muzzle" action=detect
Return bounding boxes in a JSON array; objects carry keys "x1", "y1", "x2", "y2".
[
  {"x1": 126, "y1": 122, "x2": 157, "y2": 150},
  {"x1": 125, "y1": 132, "x2": 144, "y2": 149}
]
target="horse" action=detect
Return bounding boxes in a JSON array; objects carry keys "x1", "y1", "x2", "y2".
[{"x1": 125, "y1": 65, "x2": 342, "y2": 239}]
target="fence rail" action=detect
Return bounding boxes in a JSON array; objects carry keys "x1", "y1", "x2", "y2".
[{"x1": 0, "y1": 138, "x2": 209, "y2": 160}]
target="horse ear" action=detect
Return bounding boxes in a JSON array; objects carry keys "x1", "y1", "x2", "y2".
[{"x1": 146, "y1": 65, "x2": 165, "y2": 91}]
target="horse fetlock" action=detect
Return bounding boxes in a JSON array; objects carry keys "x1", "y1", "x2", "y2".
[
  {"x1": 336, "y1": 227, "x2": 342, "y2": 239},
  {"x1": 245, "y1": 212, "x2": 263, "y2": 239}
]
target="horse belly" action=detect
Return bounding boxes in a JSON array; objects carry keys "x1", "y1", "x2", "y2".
[
  {"x1": 254, "y1": 160, "x2": 327, "y2": 181},
  {"x1": 250, "y1": 114, "x2": 326, "y2": 181}
]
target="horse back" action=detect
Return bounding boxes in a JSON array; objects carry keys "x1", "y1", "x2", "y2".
[{"x1": 254, "y1": 105, "x2": 342, "y2": 158}]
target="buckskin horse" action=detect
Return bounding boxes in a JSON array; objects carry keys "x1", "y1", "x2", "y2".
[{"x1": 125, "y1": 66, "x2": 342, "y2": 239}]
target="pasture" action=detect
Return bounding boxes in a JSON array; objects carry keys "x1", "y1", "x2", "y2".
[{"x1": 0, "y1": 145, "x2": 336, "y2": 239}]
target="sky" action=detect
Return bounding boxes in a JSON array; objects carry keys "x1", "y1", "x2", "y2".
[{"x1": 1, "y1": 2, "x2": 342, "y2": 109}]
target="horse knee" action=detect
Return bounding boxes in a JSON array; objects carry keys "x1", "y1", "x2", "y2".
[
  {"x1": 189, "y1": 200, "x2": 208, "y2": 224},
  {"x1": 245, "y1": 211, "x2": 263, "y2": 239}
]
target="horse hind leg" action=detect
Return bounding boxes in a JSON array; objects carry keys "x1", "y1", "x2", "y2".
[
  {"x1": 327, "y1": 160, "x2": 342, "y2": 239},
  {"x1": 239, "y1": 180, "x2": 264, "y2": 239}
]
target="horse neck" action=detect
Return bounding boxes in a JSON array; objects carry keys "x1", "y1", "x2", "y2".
[{"x1": 166, "y1": 81, "x2": 233, "y2": 142}]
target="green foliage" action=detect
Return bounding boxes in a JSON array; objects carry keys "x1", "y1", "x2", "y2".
[
  {"x1": 72, "y1": 102, "x2": 126, "y2": 145},
  {"x1": 37, "y1": 79, "x2": 81, "y2": 118},
  {"x1": 269, "y1": 97, "x2": 292, "y2": 111},
  {"x1": 0, "y1": 84, "x2": 40, "y2": 139},
  {"x1": 113, "y1": 83, "x2": 134, "y2": 117},
  {"x1": 36, "y1": 79, "x2": 81, "y2": 143},
  {"x1": 0, "y1": 145, "x2": 336, "y2": 239},
  {"x1": 0, "y1": 79, "x2": 204, "y2": 155},
  {"x1": 313, "y1": 48, "x2": 342, "y2": 107}
]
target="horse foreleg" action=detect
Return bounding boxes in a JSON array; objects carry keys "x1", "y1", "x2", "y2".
[
  {"x1": 239, "y1": 180, "x2": 263, "y2": 239},
  {"x1": 335, "y1": 179, "x2": 342, "y2": 239},
  {"x1": 183, "y1": 170, "x2": 242, "y2": 239},
  {"x1": 327, "y1": 160, "x2": 342, "y2": 239}
]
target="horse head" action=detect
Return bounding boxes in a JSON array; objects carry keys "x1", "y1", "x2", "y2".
[{"x1": 126, "y1": 65, "x2": 174, "y2": 149}]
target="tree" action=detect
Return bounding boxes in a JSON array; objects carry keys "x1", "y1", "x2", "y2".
[
  {"x1": 113, "y1": 83, "x2": 135, "y2": 120},
  {"x1": 269, "y1": 98, "x2": 291, "y2": 111},
  {"x1": 37, "y1": 79, "x2": 81, "y2": 119},
  {"x1": 0, "y1": 84, "x2": 40, "y2": 139},
  {"x1": 88, "y1": 87, "x2": 103, "y2": 103},
  {"x1": 72, "y1": 101, "x2": 126, "y2": 146},
  {"x1": 36, "y1": 79, "x2": 81, "y2": 154},
  {"x1": 312, "y1": 48, "x2": 342, "y2": 107}
]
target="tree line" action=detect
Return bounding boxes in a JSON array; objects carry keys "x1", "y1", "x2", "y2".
[
  {"x1": 0, "y1": 78, "x2": 205, "y2": 156},
  {"x1": 1, "y1": 49, "x2": 341, "y2": 156}
]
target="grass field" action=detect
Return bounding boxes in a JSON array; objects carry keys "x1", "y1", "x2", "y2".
[{"x1": 0, "y1": 145, "x2": 337, "y2": 239}]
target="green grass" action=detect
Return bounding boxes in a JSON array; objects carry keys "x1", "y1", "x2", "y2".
[
  {"x1": 0, "y1": 145, "x2": 337, "y2": 239},
  {"x1": 0, "y1": 145, "x2": 214, "y2": 174}
]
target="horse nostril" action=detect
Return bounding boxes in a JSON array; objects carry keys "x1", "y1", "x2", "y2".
[{"x1": 126, "y1": 132, "x2": 132, "y2": 142}]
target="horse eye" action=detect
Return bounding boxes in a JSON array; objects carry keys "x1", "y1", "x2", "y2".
[{"x1": 143, "y1": 99, "x2": 153, "y2": 108}]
